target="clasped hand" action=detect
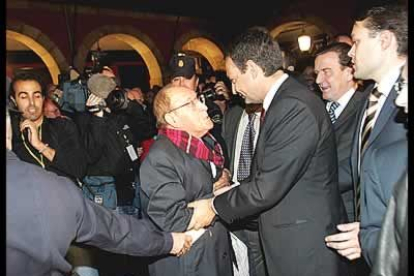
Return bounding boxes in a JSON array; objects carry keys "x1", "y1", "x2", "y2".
[{"x1": 170, "y1": 233, "x2": 192, "y2": 257}]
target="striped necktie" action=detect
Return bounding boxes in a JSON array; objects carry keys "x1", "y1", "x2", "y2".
[
  {"x1": 355, "y1": 88, "x2": 382, "y2": 220},
  {"x1": 237, "y1": 113, "x2": 256, "y2": 182},
  {"x1": 360, "y1": 88, "x2": 383, "y2": 153},
  {"x1": 328, "y1": 102, "x2": 340, "y2": 124}
]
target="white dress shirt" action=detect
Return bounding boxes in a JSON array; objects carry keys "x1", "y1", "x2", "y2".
[{"x1": 326, "y1": 88, "x2": 356, "y2": 119}]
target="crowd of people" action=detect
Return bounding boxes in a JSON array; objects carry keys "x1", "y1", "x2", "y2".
[{"x1": 6, "y1": 3, "x2": 407, "y2": 276}]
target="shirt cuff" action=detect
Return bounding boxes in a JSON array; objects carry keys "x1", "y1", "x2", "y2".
[{"x1": 211, "y1": 197, "x2": 218, "y2": 215}]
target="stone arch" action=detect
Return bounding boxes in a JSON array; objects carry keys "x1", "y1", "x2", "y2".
[
  {"x1": 269, "y1": 16, "x2": 336, "y2": 39},
  {"x1": 74, "y1": 25, "x2": 165, "y2": 87},
  {"x1": 6, "y1": 21, "x2": 68, "y2": 84},
  {"x1": 175, "y1": 31, "x2": 225, "y2": 71}
]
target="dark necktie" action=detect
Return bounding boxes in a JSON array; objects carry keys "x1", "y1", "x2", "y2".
[
  {"x1": 328, "y1": 102, "x2": 340, "y2": 124},
  {"x1": 355, "y1": 88, "x2": 382, "y2": 220},
  {"x1": 260, "y1": 108, "x2": 266, "y2": 125},
  {"x1": 237, "y1": 113, "x2": 257, "y2": 182}
]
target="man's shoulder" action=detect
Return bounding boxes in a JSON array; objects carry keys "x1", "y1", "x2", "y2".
[
  {"x1": 7, "y1": 150, "x2": 78, "y2": 190},
  {"x1": 45, "y1": 116, "x2": 77, "y2": 128}
]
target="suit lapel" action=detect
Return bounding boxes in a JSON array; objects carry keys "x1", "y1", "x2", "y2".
[
  {"x1": 350, "y1": 85, "x2": 373, "y2": 184},
  {"x1": 225, "y1": 107, "x2": 243, "y2": 172},
  {"x1": 253, "y1": 78, "x2": 291, "y2": 171},
  {"x1": 334, "y1": 98, "x2": 356, "y2": 129},
  {"x1": 334, "y1": 89, "x2": 367, "y2": 129},
  {"x1": 364, "y1": 87, "x2": 398, "y2": 151}
]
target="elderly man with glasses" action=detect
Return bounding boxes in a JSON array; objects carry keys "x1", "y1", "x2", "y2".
[{"x1": 139, "y1": 84, "x2": 233, "y2": 276}]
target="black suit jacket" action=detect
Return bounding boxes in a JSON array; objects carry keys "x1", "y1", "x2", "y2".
[
  {"x1": 214, "y1": 77, "x2": 349, "y2": 276},
  {"x1": 332, "y1": 88, "x2": 370, "y2": 221},
  {"x1": 222, "y1": 105, "x2": 244, "y2": 174}
]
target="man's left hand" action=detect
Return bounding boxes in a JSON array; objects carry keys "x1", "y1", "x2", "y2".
[{"x1": 213, "y1": 168, "x2": 231, "y2": 192}]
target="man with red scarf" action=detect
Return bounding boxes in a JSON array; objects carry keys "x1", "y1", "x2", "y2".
[{"x1": 139, "y1": 84, "x2": 233, "y2": 276}]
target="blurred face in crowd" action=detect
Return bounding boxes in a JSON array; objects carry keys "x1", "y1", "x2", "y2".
[
  {"x1": 171, "y1": 75, "x2": 199, "y2": 91},
  {"x1": 165, "y1": 87, "x2": 212, "y2": 138},
  {"x1": 146, "y1": 90, "x2": 155, "y2": 104},
  {"x1": 43, "y1": 98, "x2": 62, "y2": 119},
  {"x1": 128, "y1": 87, "x2": 145, "y2": 105},
  {"x1": 12, "y1": 80, "x2": 44, "y2": 123},
  {"x1": 395, "y1": 63, "x2": 408, "y2": 114},
  {"x1": 315, "y1": 51, "x2": 354, "y2": 101},
  {"x1": 225, "y1": 57, "x2": 260, "y2": 104},
  {"x1": 348, "y1": 20, "x2": 383, "y2": 80}
]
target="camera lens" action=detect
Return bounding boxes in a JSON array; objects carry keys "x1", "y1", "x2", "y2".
[{"x1": 106, "y1": 88, "x2": 129, "y2": 111}]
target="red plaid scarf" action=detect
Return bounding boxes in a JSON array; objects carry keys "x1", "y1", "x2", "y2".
[{"x1": 158, "y1": 128, "x2": 224, "y2": 168}]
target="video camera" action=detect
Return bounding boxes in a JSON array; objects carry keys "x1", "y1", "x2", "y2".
[{"x1": 57, "y1": 66, "x2": 97, "y2": 113}]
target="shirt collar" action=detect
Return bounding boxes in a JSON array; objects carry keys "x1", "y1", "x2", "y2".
[
  {"x1": 335, "y1": 87, "x2": 356, "y2": 107},
  {"x1": 263, "y1": 73, "x2": 289, "y2": 112},
  {"x1": 377, "y1": 63, "x2": 405, "y2": 96}
]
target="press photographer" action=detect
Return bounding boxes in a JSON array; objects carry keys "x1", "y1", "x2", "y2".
[{"x1": 74, "y1": 73, "x2": 141, "y2": 215}]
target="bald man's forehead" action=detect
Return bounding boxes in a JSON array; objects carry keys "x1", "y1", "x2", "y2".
[{"x1": 168, "y1": 87, "x2": 195, "y2": 105}]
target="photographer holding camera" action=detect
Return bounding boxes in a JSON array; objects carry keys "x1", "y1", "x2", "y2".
[{"x1": 70, "y1": 73, "x2": 140, "y2": 216}]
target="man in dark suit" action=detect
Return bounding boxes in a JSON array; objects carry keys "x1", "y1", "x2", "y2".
[
  {"x1": 325, "y1": 4, "x2": 407, "y2": 269},
  {"x1": 315, "y1": 43, "x2": 371, "y2": 275},
  {"x1": 315, "y1": 42, "x2": 369, "y2": 222},
  {"x1": 188, "y1": 27, "x2": 349, "y2": 276},
  {"x1": 222, "y1": 102, "x2": 267, "y2": 276}
]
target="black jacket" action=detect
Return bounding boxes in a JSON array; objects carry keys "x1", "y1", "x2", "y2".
[
  {"x1": 74, "y1": 111, "x2": 138, "y2": 204},
  {"x1": 11, "y1": 113, "x2": 87, "y2": 180}
]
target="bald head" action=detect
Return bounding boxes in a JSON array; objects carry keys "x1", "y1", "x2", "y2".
[
  {"x1": 153, "y1": 85, "x2": 212, "y2": 137},
  {"x1": 153, "y1": 84, "x2": 190, "y2": 126}
]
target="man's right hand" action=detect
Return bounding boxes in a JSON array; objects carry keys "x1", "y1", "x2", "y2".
[
  {"x1": 86, "y1": 94, "x2": 105, "y2": 117},
  {"x1": 187, "y1": 198, "x2": 216, "y2": 230},
  {"x1": 170, "y1": 233, "x2": 192, "y2": 257},
  {"x1": 325, "y1": 222, "x2": 361, "y2": 260}
]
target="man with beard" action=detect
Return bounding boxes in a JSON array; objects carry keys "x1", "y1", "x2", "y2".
[{"x1": 9, "y1": 71, "x2": 87, "y2": 181}]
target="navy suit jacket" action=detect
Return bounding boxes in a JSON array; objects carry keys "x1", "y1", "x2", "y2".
[{"x1": 350, "y1": 83, "x2": 407, "y2": 267}]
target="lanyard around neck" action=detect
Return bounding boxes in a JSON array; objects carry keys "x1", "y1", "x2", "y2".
[{"x1": 21, "y1": 124, "x2": 45, "y2": 168}]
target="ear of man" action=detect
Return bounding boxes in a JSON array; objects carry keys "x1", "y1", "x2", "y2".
[
  {"x1": 246, "y1": 60, "x2": 259, "y2": 79},
  {"x1": 379, "y1": 30, "x2": 394, "y2": 52},
  {"x1": 164, "y1": 112, "x2": 179, "y2": 128}
]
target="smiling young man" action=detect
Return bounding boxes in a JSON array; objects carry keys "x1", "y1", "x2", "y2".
[{"x1": 9, "y1": 71, "x2": 87, "y2": 181}]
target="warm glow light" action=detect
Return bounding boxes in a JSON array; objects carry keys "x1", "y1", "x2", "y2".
[{"x1": 298, "y1": 34, "x2": 311, "y2": 52}]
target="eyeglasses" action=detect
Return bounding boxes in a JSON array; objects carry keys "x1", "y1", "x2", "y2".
[{"x1": 166, "y1": 94, "x2": 206, "y2": 114}]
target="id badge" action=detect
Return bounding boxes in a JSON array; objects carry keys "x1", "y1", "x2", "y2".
[
  {"x1": 94, "y1": 195, "x2": 103, "y2": 205},
  {"x1": 126, "y1": 144, "x2": 138, "y2": 161}
]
